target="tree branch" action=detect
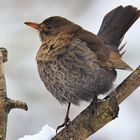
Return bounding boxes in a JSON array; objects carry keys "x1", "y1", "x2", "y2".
[
  {"x1": 52, "y1": 66, "x2": 140, "y2": 140},
  {"x1": 0, "y1": 48, "x2": 28, "y2": 140}
]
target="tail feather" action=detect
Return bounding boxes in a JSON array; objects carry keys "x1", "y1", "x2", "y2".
[
  {"x1": 119, "y1": 42, "x2": 127, "y2": 56},
  {"x1": 98, "y1": 5, "x2": 140, "y2": 47},
  {"x1": 113, "y1": 58, "x2": 133, "y2": 71},
  {"x1": 119, "y1": 42, "x2": 126, "y2": 52}
]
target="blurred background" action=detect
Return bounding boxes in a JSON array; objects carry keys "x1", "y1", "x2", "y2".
[{"x1": 0, "y1": 0, "x2": 140, "y2": 140}]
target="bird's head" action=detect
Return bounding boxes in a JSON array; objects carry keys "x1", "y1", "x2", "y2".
[{"x1": 25, "y1": 16, "x2": 80, "y2": 42}]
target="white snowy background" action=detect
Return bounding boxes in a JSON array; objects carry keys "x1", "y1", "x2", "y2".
[
  {"x1": 18, "y1": 125, "x2": 55, "y2": 140},
  {"x1": 0, "y1": 0, "x2": 140, "y2": 140}
]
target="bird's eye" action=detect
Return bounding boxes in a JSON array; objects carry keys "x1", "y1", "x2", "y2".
[{"x1": 47, "y1": 26, "x2": 52, "y2": 29}]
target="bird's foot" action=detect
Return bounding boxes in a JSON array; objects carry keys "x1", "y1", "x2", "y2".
[
  {"x1": 56, "y1": 116, "x2": 71, "y2": 133},
  {"x1": 92, "y1": 95, "x2": 103, "y2": 104},
  {"x1": 90, "y1": 95, "x2": 103, "y2": 110}
]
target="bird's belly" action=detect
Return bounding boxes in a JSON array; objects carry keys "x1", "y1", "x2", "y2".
[{"x1": 37, "y1": 59, "x2": 116, "y2": 105}]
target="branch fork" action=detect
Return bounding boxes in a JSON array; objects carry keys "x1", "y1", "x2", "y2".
[{"x1": 0, "y1": 48, "x2": 28, "y2": 140}]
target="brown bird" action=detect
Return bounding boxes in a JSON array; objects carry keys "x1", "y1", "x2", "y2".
[{"x1": 25, "y1": 5, "x2": 140, "y2": 131}]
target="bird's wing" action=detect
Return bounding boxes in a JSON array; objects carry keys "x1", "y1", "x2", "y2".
[
  {"x1": 67, "y1": 38, "x2": 100, "y2": 70},
  {"x1": 73, "y1": 29, "x2": 133, "y2": 71},
  {"x1": 96, "y1": 46, "x2": 133, "y2": 71}
]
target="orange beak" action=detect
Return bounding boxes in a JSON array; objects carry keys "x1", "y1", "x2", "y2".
[{"x1": 24, "y1": 22, "x2": 40, "y2": 30}]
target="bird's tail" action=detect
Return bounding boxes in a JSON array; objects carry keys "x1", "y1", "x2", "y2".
[{"x1": 98, "y1": 5, "x2": 140, "y2": 47}]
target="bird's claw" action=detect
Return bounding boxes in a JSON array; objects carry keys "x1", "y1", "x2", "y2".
[{"x1": 56, "y1": 117, "x2": 71, "y2": 133}]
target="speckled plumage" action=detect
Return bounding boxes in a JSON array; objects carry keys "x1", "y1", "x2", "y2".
[
  {"x1": 25, "y1": 5, "x2": 139, "y2": 106},
  {"x1": 36, "y1": 35, "x2": 117, "y2": 105}
]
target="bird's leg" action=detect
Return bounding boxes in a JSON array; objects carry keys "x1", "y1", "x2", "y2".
[
  {"x1": 64, "y1": 102, "x2": 71, "y2": 126},
  {"x1": 56, "y1": 102, "x2": 71, "y2": 133},
  {"x1": 91, "y1": 95, "x2": 103, "y2": 109},
  {"x1": 92, "y1": 95, "x2": 98, "y2": 103}
]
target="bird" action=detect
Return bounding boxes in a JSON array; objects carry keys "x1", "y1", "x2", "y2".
[{"x1": 25, "y1": 5, "x2": 140, "y2": 131}]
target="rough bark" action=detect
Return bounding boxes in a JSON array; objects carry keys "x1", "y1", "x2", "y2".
[
  {"x1": 0, "y1": 48, "x2": 28, "y2": 140},
  {"x1": 52, "y1": 66, "x2": 140, "y2": 140}
]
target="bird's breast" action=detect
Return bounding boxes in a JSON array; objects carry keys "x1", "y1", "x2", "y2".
[{"x1": 36, "y1": 33, "x2": 72, "y2": 62}]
